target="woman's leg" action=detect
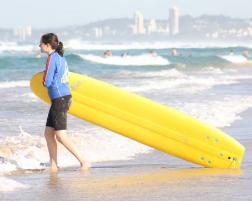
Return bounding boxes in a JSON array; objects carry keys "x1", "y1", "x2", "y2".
[
  {"x1": 55, "y1": 130, "x2": 87, "y2": 170},
  {"x1": 44, "y1": 126, "x2": 58, "y2": 172}
]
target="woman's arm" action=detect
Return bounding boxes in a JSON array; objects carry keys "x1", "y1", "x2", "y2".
[{"x1": 43, "y1": 54, "x2": 56, "y2": 87}]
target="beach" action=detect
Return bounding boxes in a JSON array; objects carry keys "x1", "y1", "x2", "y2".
[
  {"x1": 0, "y1": 45, "x2": 252, "y2": 200},
  {"x1": 1, "y1": 107, "x2": 252, "y2": 201}
]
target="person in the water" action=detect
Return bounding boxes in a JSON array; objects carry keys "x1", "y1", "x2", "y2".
[
  {"x1": 103, "y1": 50, "x2": 113, "y2": 57},
  {"x1": 39, "y1": 33, "x2": 87, "y2": 172}
]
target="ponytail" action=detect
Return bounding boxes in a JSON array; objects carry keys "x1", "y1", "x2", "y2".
[{"x1": 56, "y1": 41, "x2": 64, "y2": 57}]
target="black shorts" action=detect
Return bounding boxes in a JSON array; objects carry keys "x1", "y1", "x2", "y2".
[{"x1": 46, "y1": 95, "x2": 72, "y2": 131}]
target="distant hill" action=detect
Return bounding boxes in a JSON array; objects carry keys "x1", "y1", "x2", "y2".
[{"x1": 1, "y1": 15, "x2": 252, "y2": 42}]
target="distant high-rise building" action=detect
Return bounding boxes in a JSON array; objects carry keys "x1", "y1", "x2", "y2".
[
  {"x1": 147, "y1": 19, "x2": 157, "y2": 34},
  {"x1": 94, "y1": 28, "x2": 103, "y2": 38},
  {"x1": 13, "y1": 25, "x2": 32, "y2": 41},
  {"x1": 133, "y1": 11, "x2": 146, "y2": 34},
  {"x1": 169, "y1": 7, "x2": 179, "y2": 35}
]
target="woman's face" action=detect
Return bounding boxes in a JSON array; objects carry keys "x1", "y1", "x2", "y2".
[{"x1": 39, "y1": 40, "x2": 52, "y2": 54}]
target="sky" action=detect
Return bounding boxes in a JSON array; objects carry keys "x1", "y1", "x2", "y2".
[{"x1": 0, "y1": 0, "x2": 251, "y2": 28}]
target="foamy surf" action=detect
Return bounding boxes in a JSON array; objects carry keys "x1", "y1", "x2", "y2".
[
  {"x1": 64, "y1": 40, "x2": 252, "y2": 50},
  {"x1": 177, "y1": 95, "x2": 252, "y2": 128},
  {"x1": 0, "y1": 80, "x2": 29, "y2": 89},
  {"x1": 219, "y1": 54, "x2": 249, "y2": 64},
  {"x1": 0, "y1": 41, "x2": 36, "y2": 53},
  {"x1": 117, "y1": 67, "x2": 252, "y2": 94},
  {"x1": 0, "y1": 126, "x2": 151, "y2": 175},
  {"x1": 77, "y1": 54, "x2": 170, "y2": 66},
  {"x1": 0, "y1": 177, "x2": 29, "y2": 192}
]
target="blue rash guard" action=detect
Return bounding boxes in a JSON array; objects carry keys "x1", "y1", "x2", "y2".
[{"x1": 43, "y1": 51, "x2": 71, "y2": 100}]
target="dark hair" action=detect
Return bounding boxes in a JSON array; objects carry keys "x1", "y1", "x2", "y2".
[{"x1": 41, "y1": 33, "x2": 64, "y2": 57}]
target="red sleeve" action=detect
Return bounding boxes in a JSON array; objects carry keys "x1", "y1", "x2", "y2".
[{"x1": 43, "y1": 55, "x2": 52, "y2": 86}]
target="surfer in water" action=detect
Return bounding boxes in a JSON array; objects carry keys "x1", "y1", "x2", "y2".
[
  {"x1": 103, "y1": 50, "x2": 113, "y2": 58},
  {"x1": 39, "y1": 33, "x2": 87, "y2": 172}
]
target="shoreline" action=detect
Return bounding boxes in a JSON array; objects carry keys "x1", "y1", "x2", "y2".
[{"x1": 1, "y1": 106, "x2": 252, "y2": 201}]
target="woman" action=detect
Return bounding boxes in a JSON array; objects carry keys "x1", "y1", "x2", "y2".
[{"x1": 39, "y1": 33, "x2": 86, "y2": 172}]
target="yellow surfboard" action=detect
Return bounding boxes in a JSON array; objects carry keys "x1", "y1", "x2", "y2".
[{"x1": 30, "y1": 72, "x2": 245, "y2": 168}]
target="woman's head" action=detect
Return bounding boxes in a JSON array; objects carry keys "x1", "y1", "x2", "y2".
[{"x1": 39, "y1": 33, "x2": 64, "y2": 56}]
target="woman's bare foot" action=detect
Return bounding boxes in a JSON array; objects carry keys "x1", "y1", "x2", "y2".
[
  {"x1": 80, "y1": 161, "x2": 89, "y2": 171},
  {"x1": 50, "y1": 165, "x2": 58, "y2": 173}
]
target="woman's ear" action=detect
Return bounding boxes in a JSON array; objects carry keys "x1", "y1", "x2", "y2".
[{"x1": 45, "y1": 43, "x2": 51, "y2": 49}]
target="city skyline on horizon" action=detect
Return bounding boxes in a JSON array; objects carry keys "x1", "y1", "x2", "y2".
[{"x1": 0, "y1": 0, "x2": 252, "y2": 29}]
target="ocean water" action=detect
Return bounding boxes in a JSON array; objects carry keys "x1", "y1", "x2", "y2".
[{"x1": 0, "y1": 42, "x2": 252, "y2": 191}]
